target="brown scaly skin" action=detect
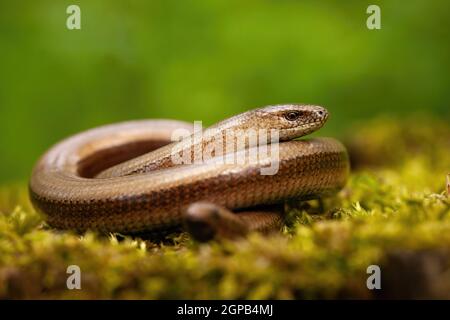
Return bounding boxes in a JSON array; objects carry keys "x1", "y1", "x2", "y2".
[
  {"x1": 184, "y1": 203, "x2": 285, "y2": 242},
  {"x1": 29, "y1": 104, "x2": 350, "y2": 239}
]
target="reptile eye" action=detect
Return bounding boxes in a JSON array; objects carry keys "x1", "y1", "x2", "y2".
[{"x1": 284, "y1": 111, "x2": 301, "y2": 121}]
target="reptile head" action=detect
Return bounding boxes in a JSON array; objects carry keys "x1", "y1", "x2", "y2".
[
  {"x1": 209, "y1": 104, "x2": 329, "y2": 143},
  {"x1": 250, "y1": 104, "x2": 329, "y2": 140}
]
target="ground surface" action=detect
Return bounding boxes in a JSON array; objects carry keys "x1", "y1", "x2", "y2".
[{"x1": 0, "y1": 116, "x2": 449, "y2": 299}]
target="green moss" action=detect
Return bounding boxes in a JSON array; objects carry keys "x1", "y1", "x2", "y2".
[{"x1": 1, "y1": 116, "x2": 449, "y2": 299}]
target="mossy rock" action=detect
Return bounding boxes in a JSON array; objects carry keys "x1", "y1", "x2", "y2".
[{"x1": 0, "y1": 116, "x2": 449, "y2": 299}]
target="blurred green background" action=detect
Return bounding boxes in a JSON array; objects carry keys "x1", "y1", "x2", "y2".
[{"x1": 0, "y1": 0, "x2": 449, "y2": 182}]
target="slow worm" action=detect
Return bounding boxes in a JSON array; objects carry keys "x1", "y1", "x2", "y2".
[{"x1": 29, "y1": 105, "x2": 349, "y2": 240}]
